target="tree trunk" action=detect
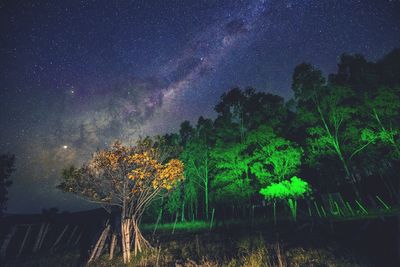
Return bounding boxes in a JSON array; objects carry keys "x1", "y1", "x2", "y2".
[
  {"x1": 205, "y1": 156, "x2": 209, "y2": 220},
  {"x1": 121, "y1": 218, "x2": 131, "y2": 263}
]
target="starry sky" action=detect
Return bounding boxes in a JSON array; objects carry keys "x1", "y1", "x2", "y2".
[{"x1": 1, "y1": 0, "x2": 400, "y2": 213}]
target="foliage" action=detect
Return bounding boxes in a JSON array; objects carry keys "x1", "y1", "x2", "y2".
[
  {"x1": 211, "y1": 141, "x2": 253, "y2": 202},
  {"x1": 59, "y1": 140, "x2": 184, "y2": 210},
  {"x1": 361, "y1": 87, "x2": 400, "y2": 158},
  {"x1": 259, "y1": 176, "x2": 311, "y2": 201},
  {"x1": 248, "y1": 127, "x2": 303, "y2": 185}
]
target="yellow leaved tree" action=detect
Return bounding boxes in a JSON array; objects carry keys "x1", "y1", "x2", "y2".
[{"x1": 58, "y1": 138, "x2": 184, "y2": 263}]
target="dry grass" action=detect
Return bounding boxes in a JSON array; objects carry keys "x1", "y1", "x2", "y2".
[{"x1": 90, "y1": 234, "x2": 361, "y2": 267}]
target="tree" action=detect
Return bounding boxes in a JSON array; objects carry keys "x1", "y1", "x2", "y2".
[
  {"x1": 0, "y1": 153, "x2": 15, "y2": 216},
  {"x1": 328, "y1": 53, "x2": 379, "y2": 93},
  {"x1": 292, "y1": 63, "x2": 326, "y2": 103},
  {"x1": 260, "y1": 176, "x2": 311, "y2": 222},
  {"x1": 247, "y1": 127, "x2": 306, "y2": 222},
  {"x1": 360, "y1": 87, "x2": 400, "y2": 159},
  {"x1": 248, "y1": 126, "x2": 303, "y2": 186},
  {"x1": 58, "y1": 140, "x2": 184, "y2": 263},
  {"x1": 211, "y1": 141, "x2": 253, "y2": 204},
  {"x1": 181, "y1": 137, "x2": 211, "y2": 219},
  {"x1": 293, "y1": 64, "x2": 369, "y2": 186},
  {"x1": 179, "y1": 117, "x2": 214, "y2": 220}
]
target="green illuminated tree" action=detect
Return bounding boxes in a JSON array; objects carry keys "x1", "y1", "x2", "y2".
[
  {"x1": 246, "y1": 126, "x2": 306, "y2": 222},
  {"x1": 211, "y1": 141, "x2": 253, "y2": 203},
  {"x1": 360, "y1": 87, "x2": 400, "y2": 159},
  {"x1": 260, "y1": 176, "x2": 311, "y2": 221},
  {"x1": 304, "y1": 86, "x2": 357, "y2": 181},
  {"x1": 248, "y1": 126, "x2": 303, "y2": 186},
  {"x1": 293, "y1": 64, "x2": 370, "y2": 185}
]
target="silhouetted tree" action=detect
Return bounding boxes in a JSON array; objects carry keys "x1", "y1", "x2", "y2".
[{"x1": 0, "y1": 153, "x2": 15, "y2": 216}]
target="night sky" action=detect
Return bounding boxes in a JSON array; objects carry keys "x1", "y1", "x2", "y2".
[{"x1": 1, "y1": 0, "x2": 399, "y2": 213}]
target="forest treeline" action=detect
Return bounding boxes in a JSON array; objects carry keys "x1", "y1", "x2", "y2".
[{"x1": 145, "y1": 49, "x2": 400, "y2": 222}]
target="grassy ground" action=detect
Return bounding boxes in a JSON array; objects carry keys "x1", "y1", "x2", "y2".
[
  {"x1": 89, "y1": 233, "x2": 362, "y2": 267},
  {"x1": 4, "y1": 216, "x2": 397, "y2": 267}
]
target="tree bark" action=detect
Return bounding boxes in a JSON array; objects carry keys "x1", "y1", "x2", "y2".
[{"x1": 121, "y1": 218, "x2": 131, "y2": 263}]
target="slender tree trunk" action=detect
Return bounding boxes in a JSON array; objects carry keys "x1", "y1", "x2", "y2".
[
  {"x1": 205, "y1": 155, "x2": 209, "y2": 220},
  {"x1": 181, "y1": 202, "x2": 185, "y2": 222},
  {"x1": 121, "y1": 218, "x2": 131, "y2": 263}
]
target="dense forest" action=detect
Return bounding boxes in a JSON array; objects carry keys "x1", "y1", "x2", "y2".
[{"x1": 135, "y1": 49, "x2": 400, "y2": 224}]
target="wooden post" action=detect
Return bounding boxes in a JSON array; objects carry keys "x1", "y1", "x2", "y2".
[
  {"x1": 67, "y1": 225, "x2": 78, "y2": 246},
  {"x1": 74, "y1": 231, "x2": 82, "y2": 245},
  {"x1": 94, "y1": 225, "x2": 110, "y2": 260},
  {"x1": 17, "y1": 225, "x2": 31, "y2": 258},
  {"x1": 38, "y1": 223, "x2": 50, "y2": 250},
  {"x1": 109, "y1": 233, "x2": 117, "y2": 260},
  {"x1": 0, "y1": 226, "x2": 17, "y2": 260},
  {"x1": 33, "y1": 223, "x2": 46, "y2": 252},
  {"x1": 52, "y1": 224, "x2": 69, "y2": 250},
  {"x1": 88, "y1": 224, "x2": 110, "y2": 263}
]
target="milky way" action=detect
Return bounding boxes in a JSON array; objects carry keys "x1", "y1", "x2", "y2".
[{"x1": 1, "y1": 0, "x2": 399, "y2": 213}]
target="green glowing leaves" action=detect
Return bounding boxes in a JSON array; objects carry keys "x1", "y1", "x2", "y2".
[
  {"x1": 211, "y1": 142, "x2": 253, "y2": 201},
  {"x1": 248, "y1": 126, "x2": 303, "y2": 185},
  {"x1": 259, "y1": 176, "x2": 311, "y2": 201},
  {"x1": 260, "y1": 176, "x2": 311, "y2": 222},
  {"x1": 361, "y1": 87, "x2": 400, "y2": 158},
  {"x1": 361, "y1": 128, "x2": 398, "y2": 144}
]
